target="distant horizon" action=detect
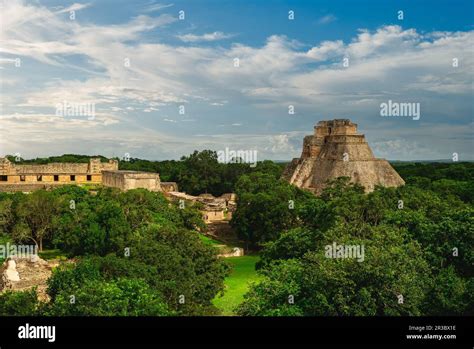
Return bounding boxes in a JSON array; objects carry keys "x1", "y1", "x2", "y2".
[{"x1": 3, "y1": 152, "x2": 473, "y2": 164}]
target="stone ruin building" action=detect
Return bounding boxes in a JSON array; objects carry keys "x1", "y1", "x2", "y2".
[
  {"x1": 0, "y1": 155, "x2": 232, "y2": 227},
  {"x1": 0, "y1": 255, "x2": 59, "y2": 302},
  {"x1": 101, "y1": 170, "x2": 162, "y2": 192},
  {"x1": 282, "y1": 119, "x2": 405, "y2": 194},
  {"x1": 0, "y1": 157, "x2": 180, "y2": 193},
  {"x1": 0, "y1": 157, "x2": 118, "y2": 191},
  {"x1": 165, "y1": 191, "x2": 236, "y2": 223}
]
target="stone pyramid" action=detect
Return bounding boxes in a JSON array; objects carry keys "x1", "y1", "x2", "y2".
[{"x1": 282, "y1": 119, "x2": 405, "y2": 194}]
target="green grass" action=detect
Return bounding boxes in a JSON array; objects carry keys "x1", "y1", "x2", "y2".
[
  {"x1": 38, "y1": 249, "x2": 67, "y2": 260},
  {"x1": 198, "y1": 234, "x2": 222, "y2": 246},
  {"x1": 0, "y1": 234, "x2": 66, "y2": 262},
  {"x1": 213, "y1": 255, "x2": 261, "y2": 316}
]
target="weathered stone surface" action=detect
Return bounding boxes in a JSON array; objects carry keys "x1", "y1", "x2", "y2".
[
  {"x1": 283, "y1": 119, "x2": 405, "y2": 194},
  {"x1": 0, "y1": 157, "x2": 118, "y2": 175},
  {"x1": 160, "y1": 182, "x2": 179, "y2": 192},
  {"x1": 102, "y1": 170, "x2": 162, "y2": 192},
  {"x1": 0, "y1": 157, "x2": 180, "y2": 193},
  {"x1": 0, "y1": 256, "x2": 60, "y2": 301},
  {"x1": 0, "y1": 157, "x2": 118, "y2": 191},
  {"x1": 4, "y1": 260, "x2": 20, "y2": 282},
  {"x1": 218, "y1": 247, "x2": 244, "y2": 258},
  {"x1": 166, "y1": 191, "x2": 236, "y2": 223}
]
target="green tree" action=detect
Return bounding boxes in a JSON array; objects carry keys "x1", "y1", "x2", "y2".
[
  {"x1": 129, "y1": 225, "x2": 230, "y2": 315},
  {"x1": 178, "y1": 150, "x2": 222, "y2": 195},
  {"x1": 257, "y1": 227, "x2": 320, "y2": 269},
  {"x1": 0, "y1": 198, "x2": 13, "y2": 235},
  {"x1": 0, "y1": 289, "x2": 41, "y2": 316},
  {"x1": 426, "y1": 266, "x2": 469, "y2": 315},
  {"x1": 13, "y1": 190, "x2": 60, "y2": 251},
  {"x1": 231, "y1": 172, "x2": 302, "y2": 248},
  {"x1": 238, "y1": 224, "x2": 432, "y2": 316},
  {"x1": 45, "y1": 278, "x2": 172, "y2": 316}
]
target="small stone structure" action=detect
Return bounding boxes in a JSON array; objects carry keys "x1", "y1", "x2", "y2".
[
  {"x1": 283, "y1": 119, "x2": 405, "y2": 194},
  {"x1": 166, "y1": 191, "x2": 236, "y2": 223},
  {"x1": 0, "y1": 157, "x2": 118, "y2": 191},
  {"x1": 160, "y1": 182, "x2": 179, "y2": 192},
  {"x1": 102, "y1": 170, "x2": 162, "y2": 192},
  {"x1": 4, "y1": 259, "x2": 20, "y2": 282},
  {"x1": 217, "y1": 247, "x2": 244, "y2": 258},
  {"x1": 0, "y1": 256, "x2": 60, "y2": 301}
]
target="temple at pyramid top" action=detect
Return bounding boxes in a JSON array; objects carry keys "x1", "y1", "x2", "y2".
[{"x1": 282, "y1": 119, "x2": 405, "y2": 194}]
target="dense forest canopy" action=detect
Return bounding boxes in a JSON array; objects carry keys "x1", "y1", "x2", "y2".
[
  {"x1": 6, "y1": 152, "x2": 473, "y2": 198},
  {"x1": 0, "y1": 186, "x2": 228, "y2": 316},
  {"x1": 6, "y1": 151, "x2": 285, "y2": 196},
  {"x1": 1, "y1": 151, "x2": 472, "y2": 316}
]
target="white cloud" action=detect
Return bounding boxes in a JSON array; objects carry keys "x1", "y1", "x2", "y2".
[
  {"x1": 266, "y1": 134, "x2": 295, "y2": 154},
  {"x1": 54, "y1": 2, "x2": 92, "y2": 14},
  {"x1": 177, "y1": 31, "x2": 235, "y2": 43},
  {"x1": 143, "y1": 2, "x2": 174, "y2": 13},
  {"x1": 317, "y1": 14, "x2": 337, "y2": 25},
  {"x1": 1, "y1": 0, "x2": 472, "y2": 160},
  {"x1": 306, "y1": 40, "x2": 344, "y2": 61}
]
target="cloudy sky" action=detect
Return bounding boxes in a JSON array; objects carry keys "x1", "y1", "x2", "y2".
[{"x1": 1, "y1": 0, "x2": 473, "y2": 161}]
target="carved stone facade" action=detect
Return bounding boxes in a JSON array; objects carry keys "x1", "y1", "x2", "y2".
[
  {"x1": 283, "y1": 119, "x2": 405, "y2": 194},
  {"x1": 0, "y1": 157, "x2": 187, "y2": 195},
  {"x1": 0, "y1": 157, "x2": 118, "y2": 191}
]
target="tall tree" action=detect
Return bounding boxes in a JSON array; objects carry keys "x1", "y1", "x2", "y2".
[{"x1": 13, "y1": 190, "x2": 60, "y2": 251}]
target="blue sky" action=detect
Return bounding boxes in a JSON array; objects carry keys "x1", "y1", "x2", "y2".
[{"x1": 1, "y1": 0, "x2": 473, "y2": 161}]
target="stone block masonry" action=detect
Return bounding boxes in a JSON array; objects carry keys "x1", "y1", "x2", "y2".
[
  {"x1": 0, "y1": 157, "x2": 118, "y2": 192},
  {"x1": 283, "y1": 119, "x2": 405, "y2": 194},
  {"x1": 101, "y1": 170, "x2": 162, "y2": 192},
  {"x1": 0, "y1": 156, "x2": 173, "y2": 193}
]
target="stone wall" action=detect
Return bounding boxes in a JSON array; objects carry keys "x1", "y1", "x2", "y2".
[
  {"x1": 13, "y1": 163, "x2": 89, "y2": 175},
  {"x1": 160, "y1": 182, "x2": 179, "y2": 192},
  {"x1": 0, "y1": 183, "x2": 68, "y2": 192},
  {"x1": 203, "y1": 210, "x2": 226, "y2": 222},
  {"x1": 166, "y1": 191, "x2": 236, "y2": 223},
  {"x1": 314, "y1": 119, "x2": 358, "y2": 136},
  {"x1": 1, "y1": 158, "x2": 118, "y2": 175},
  {"x1": 102, "y1": 170, "x2": 162, "y2": 192},
  {"x1": 0, "y1": 157, "x2": 117, "y2": 191}
]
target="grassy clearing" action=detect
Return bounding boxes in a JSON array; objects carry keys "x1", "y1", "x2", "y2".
[
  {"x1": 38, "y1": 249, "x2": 67, "y2": 260},
  {"x1": 213, "y1": 255, "x2": 261, "y2": 315},
  {"x1": 198, "y1": 234, "x2": 222, "y2": 246},
  {"x1": 0, "y1": 232, "x2": 67, "y2": 263},
  {"x1": 0, "y1": 233, "x2": 66, "y2": 262}
]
